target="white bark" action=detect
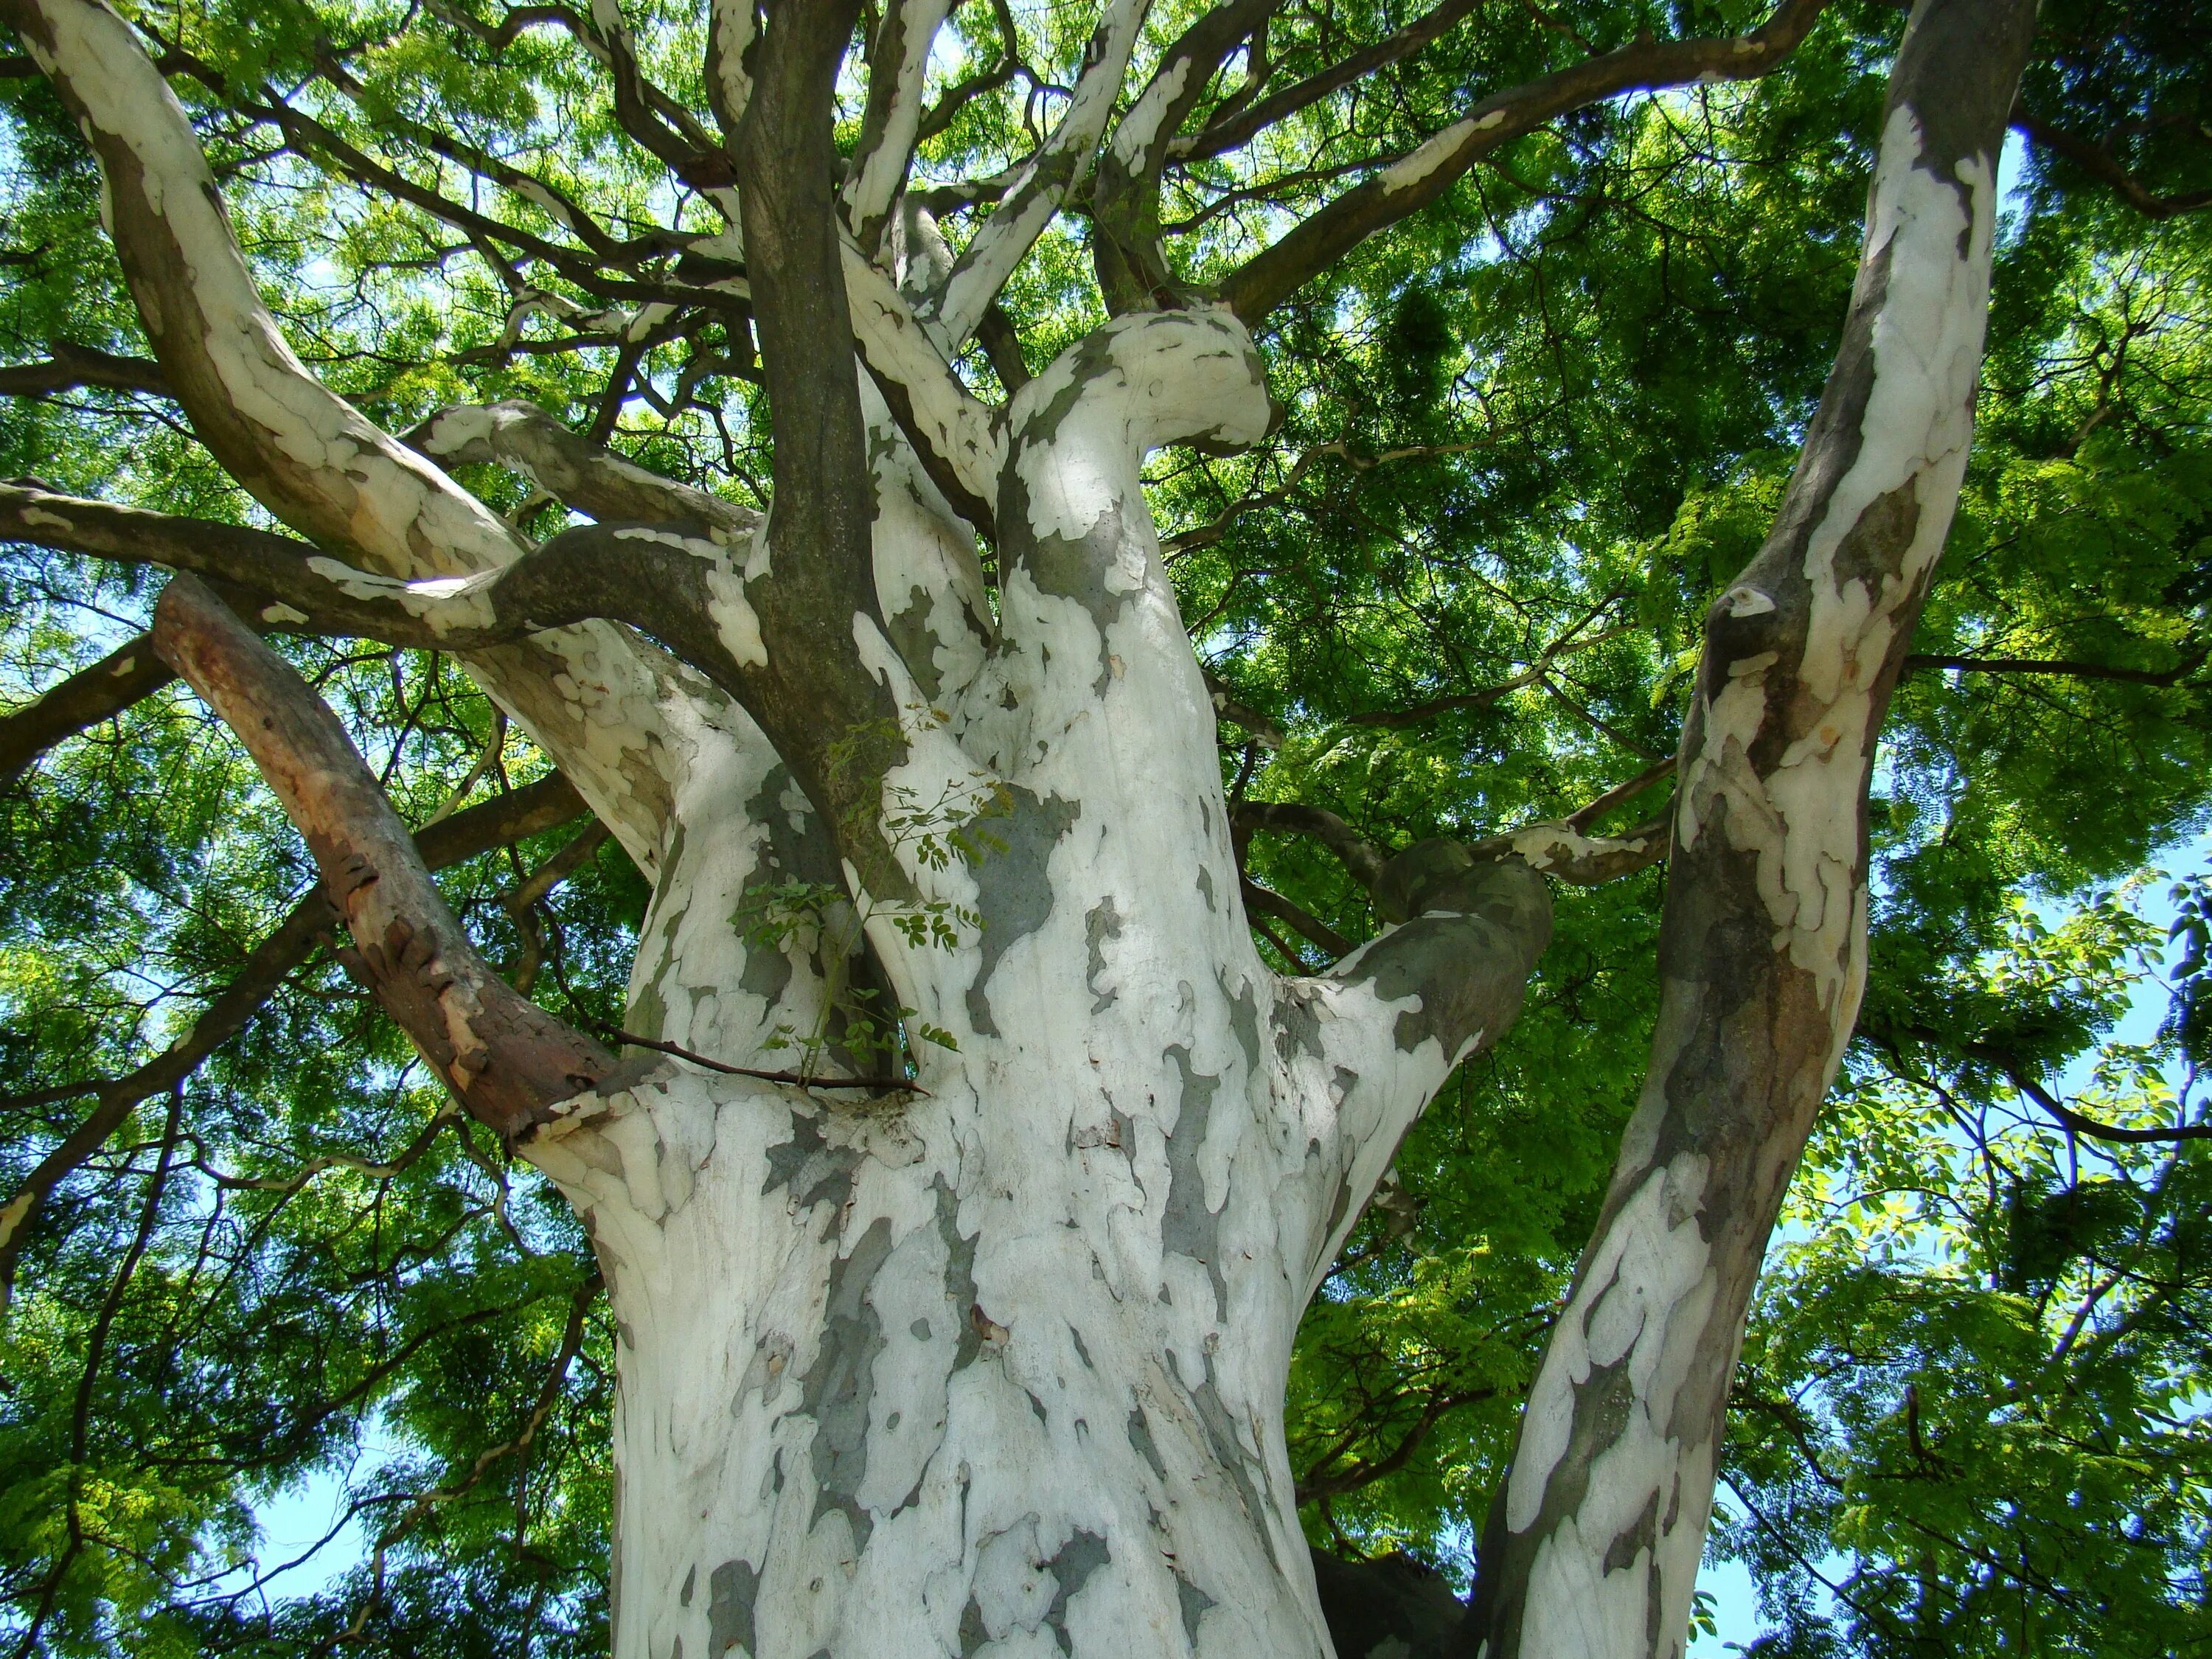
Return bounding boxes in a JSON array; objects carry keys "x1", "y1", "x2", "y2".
[{"x1": 498, "y1": 309, "x2": 1546, "y2": 1659}]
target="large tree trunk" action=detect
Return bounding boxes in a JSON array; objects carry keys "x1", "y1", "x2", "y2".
[
  {"x1": 506, "y1": 304, "x2": 1555, "y2": 1659},
  {"x1": 22, "y1": 0, "x2": 2044, "y2": 1653}
]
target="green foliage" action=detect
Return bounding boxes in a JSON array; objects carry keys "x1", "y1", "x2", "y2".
[{"x1": 0, "y1": 1, "x2": 2207, "y2": 1654}]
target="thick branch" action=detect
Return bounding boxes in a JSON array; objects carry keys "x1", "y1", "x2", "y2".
[
  {"x1": 1463, "y1": 7, "x2": 2038, "y2": 1655},
  {"x1": 403, "y1": 401, "x2": 760, "y2": 535},
  {"x1": 1220, "y1": 0, "x2": 1830, "y2": 321},
  {"x1": 0, "y1": 339, "x2": 169, "y2": 398},
  {"x1": 2011, "y1": 107, "x2": 2212, "y2": 221},
  {"x1": 1092, "y1": 0, "x2": 1276, "y2": 313},
  {"x1": 1176, "y1": 0, "x2": 1483, "y2": 164},
  {"x1": 0, "y1": 633, "x2": 175, "y2": 787},
  {"x1": 1902, "y1": 650, "x2": 2204, "y2": 686},
  {"x1": 929, "y1": 0, "x2": 1151, "y2": 344},
  {"x1": 1233, "y1": 800, "x2": 1387, "y2": 889},
  {"x1": 151, "y1": 574, "x2": 613, "y2": 1139},
  {"x1": 730, "y1": 0, "x2": 917, "y2": 897},
  {"x1": 844, "y1": 0, "x2": 956, "y2": 254}
]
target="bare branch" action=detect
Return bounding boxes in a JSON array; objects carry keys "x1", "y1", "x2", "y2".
[
  {"x1": 404, "y1": 401, "x2": 761, "y2": 535},
  {"x1": 1345, "y1": 622, "x2": 1628, "y2": 728},
  {"x1": 1219, "y1": 0, "x2": 1832, "y2": 321},
  {"x1": 1242, "y1": 877, "x2": 1355, "y2": 961},
  {"x1": 0, "y1": 633, "x2": 176, "y2": 787},
  {"x1": 1903, "y1": 649, "x2": 2205, "y2": 686},
  {"x1": 1175, "y1": 0, "x2": 1484, "y2": 164},
  {"x1": 151, "y1": 574, "x2": 614, "y2": 1139},
  {"x1": 1232, "y1": 801, "x2": 1387, "y2": 889},
  {"x1": 0, "y1": 340, "x2": 170, "y2": 399},
  {"x1": 0, "y1": 771, "x2": 588, "y2": 1293},
  {"x1": 2011, "y1": 105, "x2": 2212, "y2": 221},
  {"x1": 930, "y1": 0, "x2": 1152, "y2": 344}
]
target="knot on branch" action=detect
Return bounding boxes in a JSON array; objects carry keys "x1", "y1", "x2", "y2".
[{"x1": 1374, "y1": 838, "x2": 1541, "y2": 927}]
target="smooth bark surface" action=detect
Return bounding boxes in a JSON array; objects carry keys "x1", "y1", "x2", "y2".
[{"x1": 1461, "y1": 5, "x2": 2039, "y2": 1656}]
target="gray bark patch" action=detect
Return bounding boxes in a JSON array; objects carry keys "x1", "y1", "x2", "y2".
[
  {"x1": 1175, "y1": 1573, "x2": 1216, "y2": 1646},
  {"x1": 958, "y1": 1596, "x2": 990, "y2": 1657},
  {"x1": 1274, "y1": 987, "x2": 1326, "y2": 1063},
  {"x1": 934, "y1": 1176, "x2": 985, "y2": 1370},
  {"x1": 1219, "y1": 970, "x2": 1262, "y2": 1074},
  {"x1": 799, "y1": 1217, "x2": 895, "y2": 1551},
  {"x1": 965, "y1": 789, "x2": 1080, "y2": 1036},
  {"x1": 763, "y1": 1109, "x2": 860, "y2": 1212},
  {"x1": 1182, "y1": 1363, "x2": 1280, "y2": 1571},
  {"x1": 1127, "y1": 1405, "x2": 1167, "y2": 1481},
  {"x1": 886, "y1": 582, "x2": 949, "y2": 701},
  {"x1": 1041, "y1": 1528, "x2": 1111, "y2": 1656},
  {"x1": 706, "y1": 1558, "x2": 757, "y2": 1657},
  {"x1": 1161, "y1": 1045, "x2": 1226, "y2": 1316},
  {"x1": 1084, "y1": 897, "x2": 1123, "y2": 1012}
]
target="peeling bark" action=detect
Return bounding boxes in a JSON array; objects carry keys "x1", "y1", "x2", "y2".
[
  {"x1": 1461, "y1": 7, "x2": 2038, "y2": 1656},
  {"x1": 152, "y1": 574, "x2": 613, "y2": 1141},
  {"x1": 0, "y1": 0, "x2": 1988, "y2": 1651}
]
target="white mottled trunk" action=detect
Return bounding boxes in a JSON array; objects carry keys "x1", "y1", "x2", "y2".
[
  {"x1": 508, "y1": 303, "x2": 1551, "y2": 1659},
  {"x1": 532, "y1": 1040, "x2": 1358, "y2": 1659}
]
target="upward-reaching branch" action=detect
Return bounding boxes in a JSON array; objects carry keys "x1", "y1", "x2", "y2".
[
  {"x1": 1220, "y1": 0, "x2": 1832, "y2": 322},
  {"x1": 0, "y1": 0, "x2": 697, "y2": 870},
  {"x1": 1463, "y1": 5, "x2": 2039, "y2": 1655},
  {"x1": 726, "y1": 0, "x2": 920, "y2": 899},
  {"x1": 929, "y1": 0, "x2": 1152, "y2": 344}
]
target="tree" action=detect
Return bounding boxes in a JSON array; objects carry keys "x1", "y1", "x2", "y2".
[{"x1": 0, "y1": 1, "x2": 2203, "y2": 1657}]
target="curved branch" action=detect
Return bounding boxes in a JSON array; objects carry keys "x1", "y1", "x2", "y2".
[
  {"x1": 1219, "y1": 0, "x2": 1831, "y2": 321},
  {"x1": 2011, "y1": 105, "x2": 2212, "y2": 221},
  {"x1": 1466, "y1": 7, "x2": 2039, "y2": 1654},
  {"x1": 1233, "y1": 801, "x2": 1386, "y2": 889},
  {"x1": 930, "y1": 0, "x2": 1152, "y2": 344},
  {"x1": 0, "y1": 0, "x2": 695, "y2": 869},
  {"x1": 404, "y1": 401, "x2": 761, "y2": 535},
  {"x1": 1175, "y1": 0, "x2": 1484, "y2": 164},
  {"x1": 0, "y1": 340, "x2": 170, "y2": 399},
  {"x1": 0, "y1": 633, "x2": 177, "y2": 787},
  {"x1": 0, "y1": 770, "x2": 586, "y2": 1295}
]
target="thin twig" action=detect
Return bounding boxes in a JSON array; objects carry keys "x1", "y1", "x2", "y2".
[{"x1": 601, "y1": 1029, "x2": 925, "y2": 1095}]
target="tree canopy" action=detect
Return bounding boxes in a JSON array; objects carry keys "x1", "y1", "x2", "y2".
[{"x1": 0, "y1": 1, "x2": 2207, "y2": 1655}]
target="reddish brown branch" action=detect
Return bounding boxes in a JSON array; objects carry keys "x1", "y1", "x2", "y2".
[{"x1": 150, "y1": 574, "x2": 612, "y2": 1141}]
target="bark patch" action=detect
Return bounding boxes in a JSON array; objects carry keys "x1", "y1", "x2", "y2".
[
  {"x1": 965, "y1": 789, "x2": 1080, "y2": 1035},
  {"x1": 706, "y1": 1558, "x2": 758, "y2": 1657},
  {"x1": 799, "y1": 1216, "x2": 895, "y2": 1549}
]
